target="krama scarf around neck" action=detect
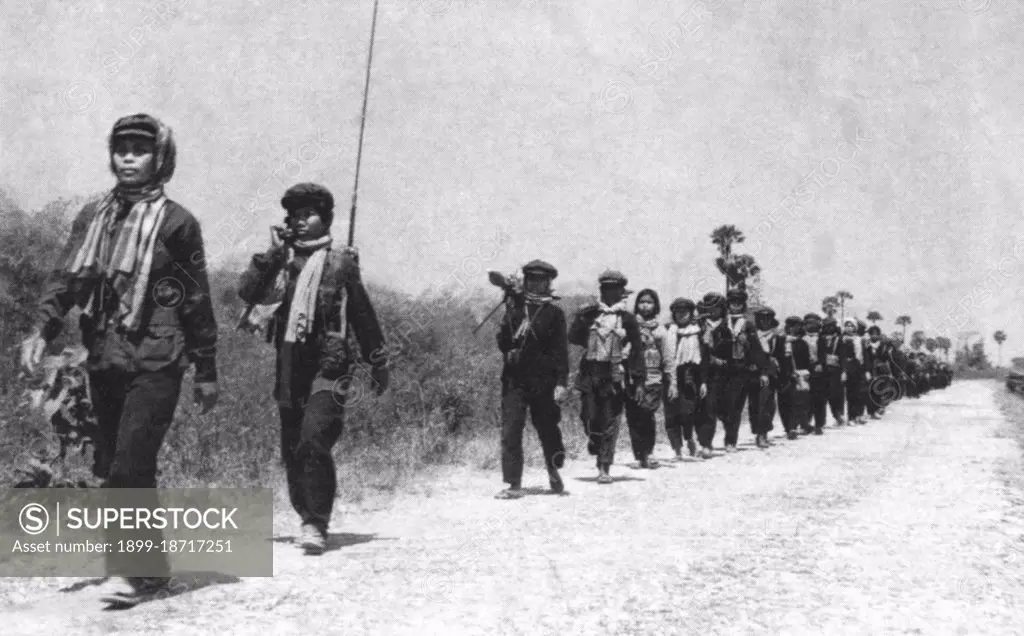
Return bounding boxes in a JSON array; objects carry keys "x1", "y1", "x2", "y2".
[{"x1": 65, "y1": 113, "x2": 177, "y2": 333}]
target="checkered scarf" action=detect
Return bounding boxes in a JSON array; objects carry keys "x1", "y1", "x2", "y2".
[{"x1": 65, "y1": 117, "x2": 177, "y2": 332}]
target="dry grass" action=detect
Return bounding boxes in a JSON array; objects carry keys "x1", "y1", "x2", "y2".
[{"x1": 0, "y1": 194, "x2": 599, "y2": 509}]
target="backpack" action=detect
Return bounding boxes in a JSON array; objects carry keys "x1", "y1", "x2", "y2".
[{"x1": 586, "y1": 311, "x2": 625, "y2": 364}]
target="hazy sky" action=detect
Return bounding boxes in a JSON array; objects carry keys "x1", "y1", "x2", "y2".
[{"x1": 4, "y1": 0, "x2": 1024, "y2": 360}]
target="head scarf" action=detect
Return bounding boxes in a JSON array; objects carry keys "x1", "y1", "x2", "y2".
[{"x1": 65, "y1": 114, "x2": 176, "y2": 332}]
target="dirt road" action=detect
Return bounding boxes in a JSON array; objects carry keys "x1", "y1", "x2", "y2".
[{"x1": 2, "y1": 379, "x2": 1023, "y2": 635}]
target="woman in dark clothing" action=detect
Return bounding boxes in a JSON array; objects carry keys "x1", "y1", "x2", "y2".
[
  {"x1": 20, "y1": 113, "x2": 219, "y2": 604},
  {"x1": 237, "y1": 182, "x2": 388, "y2": 555}
]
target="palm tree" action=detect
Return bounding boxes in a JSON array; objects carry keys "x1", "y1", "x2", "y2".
[
  {"x1": 993, "y1": 330, "x2": 1007, "y2": 367},
  {"x1": 728, "y1": 254, "x2": 761, "y2": 292},
  {"x1": 835, "y1": 290, "x2": 853, "y2": 323},
  {"x1": 710, "y1": 224, "x2": 745, "y2": 293},
  {"x1": 895, "y1": 315, "x2": 912, "y2": 339},
  {"x1": 821, "y1": 295, "x2": 839, "y2": 319},
  {"x1": 910, "y1": 330, "x2": 925, "y2": 351},
  {"x1": 866, "y1": 310, "x2": 882, "y2": 325}
]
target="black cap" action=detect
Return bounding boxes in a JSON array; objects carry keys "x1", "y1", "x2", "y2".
[
  {"x1": 281, "y1": 183, "x2": 335, "y2": 226},
  {"x1": 753, "y1": 306, "x2": 776, "y2": 317},
  {"x1": 111, "y1": 113, "x2": 159, "y2": 140},
  {"x1": 785, "y1": 315, "x2": 804, "y2": 327},
  {"x1": 522, "y1": 259, "x2": 558, "y2": 279},
  {"x1": 670, "y1": 297, "x2": 696, "y2": 313},
  {"x1": 598, "y1": 269, "x2": 628, "y2": 287},
  {"x1": 282, "y1": 183, "x2": 335, "y2": 213},
  {"x1": 803, "y1": 312, "x2": 822, "y2": 322},
  {"x1": 726, "y1": 289, "x2": 748, "y2": 304}
]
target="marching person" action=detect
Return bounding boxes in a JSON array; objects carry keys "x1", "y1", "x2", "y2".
[
  {"x1": 841, "y1": 318, "x2": 868, "y2": 425},
  {"x1": 662, "y1": 297, "x2": 707, "y2": 460},
  {"x1": 802, "y1": 313, "x2": 826, "y2": 435},
  {"x1": 20, "y1": 113, "x2": 219, "y2": 603},
  {"x1": 568, "y1": 270, "x2": 644, "y2": 484},
  {"x1": 864, "y1": 325, "x2": 894, "y2": 418},
  {"x1": 819, "y1": 317, "x2": 849, "y2": 426},
  {"x1": 624, "y1": 288, "x2": 673, "y2": 469},
  {"x1": 696, "y1": 292, "x2": 729, "y2": 458},
  {"x1": 748, "y1": 306, "x2": 779, "y2": 448},
  {"x1": 493, "y1": 260, "x2": 570, "y2": 499},
  {"x1": 890, "y1": 334, "x2": 912, "y2": 402},
  {"x1": 237, "y1": 182, "x2": 389, "y2": 555},
  {"x1": 721, "y1": 289, "x2": 763, "y2": 452},
  {"x1": 776, "y1": 315, "x2": 813, "y2": 439}
]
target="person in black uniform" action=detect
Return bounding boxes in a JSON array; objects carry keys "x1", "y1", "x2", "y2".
[
  {"x1": 696, "y1": 292, "x2": 728, "y2": 458},
  {"x1": 776, "y1": 315, "x2": 813, "y2": 439},
  {"x1": 495, "y1": 259, "x2": 570, "y2": 499},
  {"x1": 568, "y1": 270, "x2": 645, "y2": 484},
  {"x1": 840, "y1": 318, "x2": 867, "y2": 425},
  {"x1": 722, "y1": 289, "x2": 764, "y2": 451},
  {"x1": 803, "y1": 313, "x2": 827, "y2": 435},
  {"x1": 818, "y1": 317, "x2": 849, "y2": 426},
  {"x1": 748, "y1": 306, "x2": 779, "y2": 449},
  {"x1": 864, "y1": 325, "x2": 894, "y2": 419}
]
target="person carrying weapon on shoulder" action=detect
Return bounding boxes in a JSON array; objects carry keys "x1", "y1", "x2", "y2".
[
  {"x1": 493, "y1": 260, "x2": 570, "y2": 499},
  {"x1": 568, "y1": 270, "x2": 644, "y2": 484},
  {"x1": 237, "y1": 182, "x2": 389, "y2": 555}
]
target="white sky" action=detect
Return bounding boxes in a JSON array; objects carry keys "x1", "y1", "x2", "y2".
[{"x1": 3, "y1": 0, "x2": 1024, "y2": 361}]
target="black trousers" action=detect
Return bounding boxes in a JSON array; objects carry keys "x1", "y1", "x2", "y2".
[
  {"x1": 697, "y1": 371, "x2": 727, "y2": 448},
  {"x1": 722, "y1": 372, "x2": 749, "y2": 446},
  {"x1": 90, "y1": 365, "x2": 184, "y2": 579},
  {"x1": 279, "y1": 388, "x2": 346, "y2": 534},
  {"x1": 777, "y1": 382, "x2": 810, "y2": 432},
  {"x1": 845, "y1": 367, "x2": 865, "y2": 420},
  {"x1": 748, "y1": 380, "x2": 776, "y2": 436},
  {"x1": 809, "y1": 373, "x2": 829, "y2": 429},
  {"x1": 580, "y1": 381, "x2": 625, "y2": 466},
  {"x1": 663, "y1": 371, "x2": 701, "y2": 452},
  {"x1": 500, "y1": 380, "x2": 565, "y2": 486},
  {"x1": 625, "y1": 384, "x2": 662, "y2": 461},
  {"x1": 825, "y1": 369, "x2": 845, "y2": 421}
]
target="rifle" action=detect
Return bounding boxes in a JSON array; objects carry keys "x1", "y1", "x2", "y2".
[{"x1": 473, "y1": 270, "x2": 524, "y2": 335}]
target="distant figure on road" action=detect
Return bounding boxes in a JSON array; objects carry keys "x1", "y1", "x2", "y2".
[
  {"x1": 776, "y1": 315, "x2": 812, "y2": 438},
  {"x1": 494, "y1": 259, "x2": 570, "y2": 499},
  {"x1": 748, "y1": 306, "x2": 779, "y2": 448},
  {"x1": 864, "y1": 325, "x2": 894, "y2": 418},
  {"x1": 802, "y1": 313, "x2": 826, "y2": 435},
  {"x1": 818, "y1": 317, "x2": 849, "y2": 426},
  {"x1": 841, "y1": 318, "x2": 867, "y2": 425}
]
